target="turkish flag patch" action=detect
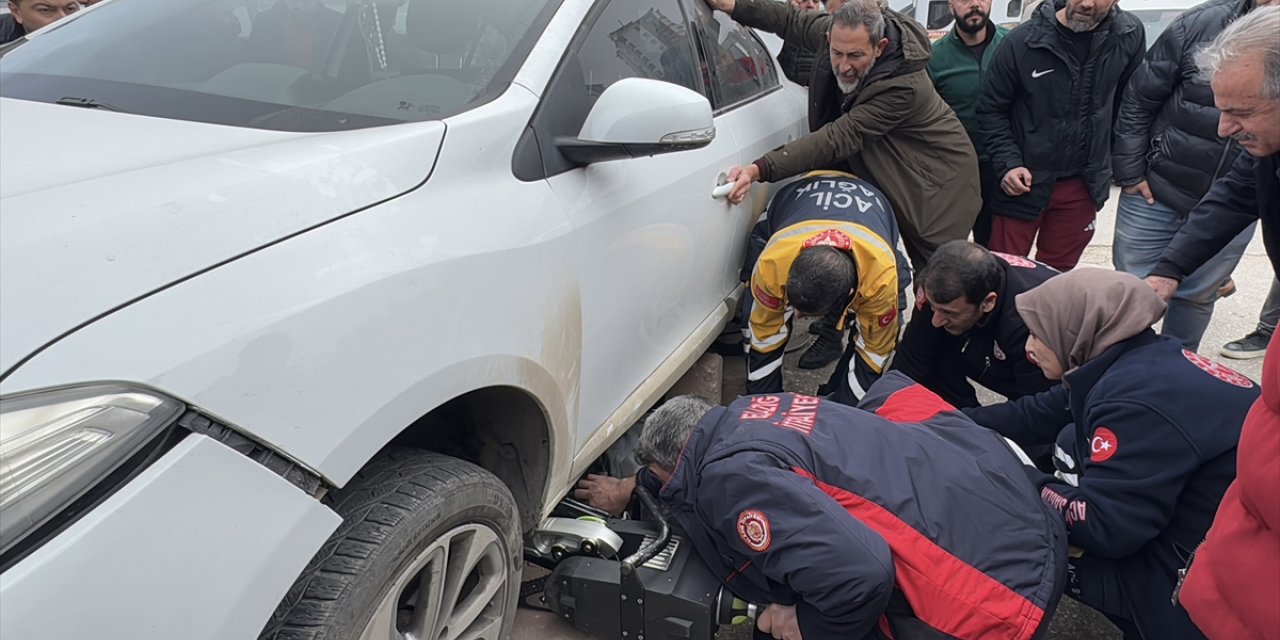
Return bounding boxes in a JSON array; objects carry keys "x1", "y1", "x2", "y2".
[
  {"x1": 737, "y1": 510, "x2": 772, "y2": 552},
  {"x1": 879, "y1": 308, "x2": 897, "y2": 327},
  {"x1": 1090, "y1": 427, "x2": 1119, "y2": 463}
]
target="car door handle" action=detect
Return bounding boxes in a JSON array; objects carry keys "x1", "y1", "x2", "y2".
[{"x1": 711, "y1": 172, "x2": 733, "y2": 200}]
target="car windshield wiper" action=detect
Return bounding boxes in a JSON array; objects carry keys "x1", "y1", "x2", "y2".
[{"x1": 54, "y1": 96, "x2": 127, "y2": 112}]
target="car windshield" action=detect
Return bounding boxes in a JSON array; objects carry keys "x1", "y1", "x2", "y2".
[
  {"x1": 0, "y1": 0, "x2": 559, "y2": 131},
  {"x1": 1128, "y1": 8, "x2": 1187, "y2": 50}
]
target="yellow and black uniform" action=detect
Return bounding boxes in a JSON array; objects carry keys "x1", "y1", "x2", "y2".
[{"x1": 743, "y1": 171, "x2": 909, "y2": 404}]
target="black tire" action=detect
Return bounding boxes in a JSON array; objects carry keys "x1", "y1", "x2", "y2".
[{"x1": 260, "y1": 448, "x2": 521, "y2": 640}]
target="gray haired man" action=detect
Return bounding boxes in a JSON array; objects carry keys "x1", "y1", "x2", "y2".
[
  {"x1": 576, "y1": 379, "x2": 1067, "y2": 639},
  {"x1": 1146, "y1": 6, "x2": 1280, "y2": 297},
  {"x1": 1111, "y1": 0, "x2": 1278, "y2": 353},
  {"x1": 704, "y1": 0, "x2": 981, "y2": 273}
]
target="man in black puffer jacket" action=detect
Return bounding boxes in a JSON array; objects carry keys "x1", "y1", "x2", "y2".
[
  {"x1": 977, "y1": 0, "x2": 1144, "y2": 272},
  {"x1": 776, "y1": 0, "x2": 828, "y2": 86},
  {"x1": 1111, "y1": 0, "x2": 1272, "y2": 352}
]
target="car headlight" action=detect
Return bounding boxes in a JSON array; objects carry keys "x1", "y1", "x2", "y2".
[{"x1": 0, "y1": 385, "x2": 184, "y2": 556}]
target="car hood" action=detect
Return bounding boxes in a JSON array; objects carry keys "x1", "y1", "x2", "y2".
[{"x1": 0, "y1": 98, "x2": 443, "y2": 377}]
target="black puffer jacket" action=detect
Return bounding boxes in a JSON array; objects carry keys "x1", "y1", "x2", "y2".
[
  {"x1": 777, "y1": 40, "x2": 818, "y2": 87},
  {"x1": 1112, "y1": 0, "x2": 1251, "y2": 216},
  {"x1": 0, "y1": 14, "x2": 26, "y2": 45},
  {"x1": 977, "y1": 0, "x2": 1145, "y2": 220}
]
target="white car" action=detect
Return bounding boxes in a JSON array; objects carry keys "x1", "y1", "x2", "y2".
[{"x1": 0, "y1": 0, "x2": 806, "y2": 638}]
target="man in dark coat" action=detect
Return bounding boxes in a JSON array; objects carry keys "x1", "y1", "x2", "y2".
[
  {"x1": 1111, "y1": 0, "x2": 1271, "y2": 352},
  {"x1": 1146, "y1": 6, "x2": 1280, "y2": 297},
  {"x1": 977, "y1": 0, "x2": 1145, "y2": 271},
  {"x1": 776, "y1": 0, "x2": 825, "y2": 86},
  {"x1": 891, "y1": 241, "x2": 1057, "y2": 408},
  {"x1": 578, "y1": 376, "x2": 1066, "y2": 639},
  {"x1": 709, "y1": 0, "x2": 981, "y2": 272}
]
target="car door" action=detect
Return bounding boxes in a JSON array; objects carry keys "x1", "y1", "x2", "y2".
[
  {"x1": 529, "y1": 0, "x2": 747, "y2": 446},
  {"x1": 686, "y1": 1, "x2": 808, "y2": 267}
]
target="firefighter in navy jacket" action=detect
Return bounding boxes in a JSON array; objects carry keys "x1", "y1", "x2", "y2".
[
  {"x1": 581, "y1": 374, "x2": 1067, "y2": 639},
  {"x1": 964, "y1": 270, "x2": 1257, "y2": 640},
  {"x1": 891, "y1": 240, "x2": 1059, "y2": 408},
  {"x1": 742, "y1": 170, "x2": 909, "y2": 404}
]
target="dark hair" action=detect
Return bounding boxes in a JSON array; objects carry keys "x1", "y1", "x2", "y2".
[
  {"x1": 787, "y1": 246, "x2": 858, "y2": 315},
  {"x1": 918, "y1": 240, "x2": 1001, "y2": 305}
]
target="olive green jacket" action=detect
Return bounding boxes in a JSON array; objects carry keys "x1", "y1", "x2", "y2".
[{"x1": 735, "y1": 0, "x2": 980, "y2": 259}]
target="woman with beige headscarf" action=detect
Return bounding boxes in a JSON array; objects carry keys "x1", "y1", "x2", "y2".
[{"x1": 964, "y1": 268, "x2": 1259, "y2": 640}]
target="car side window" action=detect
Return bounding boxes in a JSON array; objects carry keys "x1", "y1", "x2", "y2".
[
  {"x1": 689, "y1": 8, "x2": 779, "y2": 110},
  {"x1": 572, "y1": 0, "x2": 703, "y2": 111}
]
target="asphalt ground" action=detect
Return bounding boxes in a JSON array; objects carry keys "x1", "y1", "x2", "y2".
[{"x1": 516, "y1": 187, "x2": 1270, "y2": 639}]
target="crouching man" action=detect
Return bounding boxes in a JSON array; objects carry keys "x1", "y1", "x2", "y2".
[
  {"x1": 741, "y1": 170, "x2": 909, "y2": 404},
  {"x1": 576, "y1": 374, "x2": 1066, "y2": 639}
]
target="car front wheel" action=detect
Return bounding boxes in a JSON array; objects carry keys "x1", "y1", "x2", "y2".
[{"x1": 261, "y1": 448, "x2": 521, "y2": 640}]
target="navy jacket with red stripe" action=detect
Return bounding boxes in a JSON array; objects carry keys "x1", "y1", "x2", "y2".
[{"x1": 650, "y1": 373, "x2": 1066, "y2": 639}]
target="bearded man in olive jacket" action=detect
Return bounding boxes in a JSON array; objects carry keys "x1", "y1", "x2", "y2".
[{"x1": 712, "y1": 0, "x2": 981, "y2": 270}]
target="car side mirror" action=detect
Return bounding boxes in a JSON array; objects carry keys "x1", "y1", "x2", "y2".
[{"x1": 556, "y1": 78, "x2": 716, "y2": 166}]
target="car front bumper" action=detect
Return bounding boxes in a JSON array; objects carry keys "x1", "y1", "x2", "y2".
[{"x1": 0, "y1": 433, "x2": 341, "y2": 640}]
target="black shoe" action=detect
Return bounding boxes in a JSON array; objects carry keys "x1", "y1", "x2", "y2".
[
  {"x1": 1219, "y1": 330, "x2": 1273, "y2": 360},
  {"x1": 709, "y1": 320, "x2": 745, "y2": 356},
  {"x1": 798, "y1": 325, "x2": 843, "y2": 369}
]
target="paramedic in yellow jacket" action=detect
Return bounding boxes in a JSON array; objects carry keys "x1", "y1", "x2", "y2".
[{"x1": 743, "y1": 171, "x2": 910, "y2": 404}]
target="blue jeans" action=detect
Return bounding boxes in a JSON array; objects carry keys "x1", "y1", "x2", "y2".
[{"x1": 1113, "y1": 192, "x2": 1256, "y2": 351}]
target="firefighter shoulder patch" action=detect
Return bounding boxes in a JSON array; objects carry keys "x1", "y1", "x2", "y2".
[
  {"x1": 1182, "y1": 350, "x2": 1254, "y2": 389},
  {"x1": 737, "y1": 510, "x2": 772, "y2": 552},
  {"x1": 990, "y1": 251, "x2": 1038, "y2": 269}
]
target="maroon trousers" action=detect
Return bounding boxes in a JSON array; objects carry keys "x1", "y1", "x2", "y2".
[{"x1": 989, "y1": 177, "x2": 1096, "y2": 271}]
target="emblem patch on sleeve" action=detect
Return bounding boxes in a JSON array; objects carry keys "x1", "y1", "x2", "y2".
[
  {"x1": 990, "y1": 251, "x2": 1037, "y2": 269},
  {"x1": 1182, "y1": 350, "x2": 1254, "y2": 388},
  {"x1": 737, "y1": 510, "x2": 772, "y2": 552},
  {"x1": 753, "y1": 284, "x2": 783, "y2": 310}
]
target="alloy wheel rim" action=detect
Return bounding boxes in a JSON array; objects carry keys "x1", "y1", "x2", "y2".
[{"x1": 358, "y1": 523, "x2": 509, "y2": 640}]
